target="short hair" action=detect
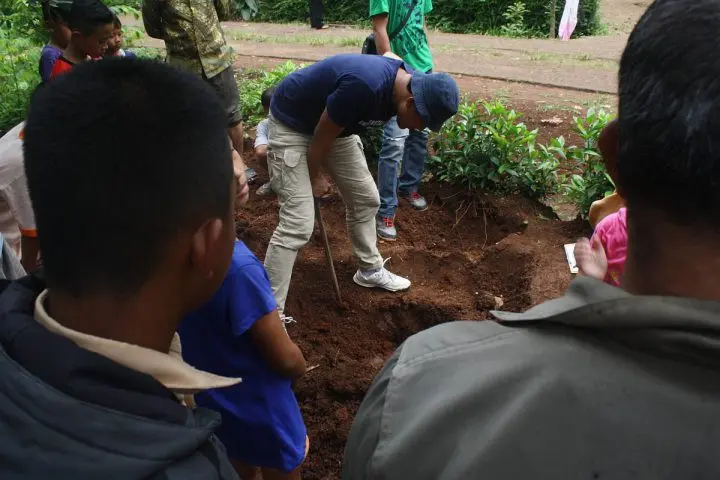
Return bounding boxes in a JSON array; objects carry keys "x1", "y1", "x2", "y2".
[
  {"x1": 618, "y1": 0, "x2": 720, "y2": 227},
  {"x1": 112, "y1": 13, "x2": 121, "y2": 29},
  {"x1": 261, "y1": 86, "x2": 276, "y2": 110},
  {"x1": 24, "y1": 59, "x2": 233, "y2": 295},
  {"x1": 41, "y1": 0, "x2": 64, "y2": 25},
  {"x1": 65, "y1": 0, "x2": 113, "y2": 35}
]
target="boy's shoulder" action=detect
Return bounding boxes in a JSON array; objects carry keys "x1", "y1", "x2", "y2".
[
  {"x1": 228, "y1": 240, "x2": 264, "y2": 274},
  {"x1": 594, "y1": 207, "x2": 627, "y2": 240}
]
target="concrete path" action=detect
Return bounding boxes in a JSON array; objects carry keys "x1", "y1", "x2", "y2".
[{"x1": 131, "y1": 19, "x2": 630, "y2": 94}]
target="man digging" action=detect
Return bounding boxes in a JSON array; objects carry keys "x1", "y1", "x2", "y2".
[{"x1": 264, "y1": 53, "x2": 459, "y2": 320}]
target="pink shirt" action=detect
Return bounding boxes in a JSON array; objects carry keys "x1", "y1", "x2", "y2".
[{"x1": 591, "y1": 207, "x2": 627, "y2": 287}]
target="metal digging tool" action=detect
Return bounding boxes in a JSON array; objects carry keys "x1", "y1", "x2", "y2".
[{"x1": 314, "y1": 199, "x2": 342, "y2": 304}]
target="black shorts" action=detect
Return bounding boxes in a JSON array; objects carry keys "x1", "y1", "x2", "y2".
[{"x1": 205, "y1": 66, "x2": 242, "y2": 127}]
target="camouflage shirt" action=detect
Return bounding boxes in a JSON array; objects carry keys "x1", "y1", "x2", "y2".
[{"x1": 142, "y1": 0, "x2": 235, "y2": 78}]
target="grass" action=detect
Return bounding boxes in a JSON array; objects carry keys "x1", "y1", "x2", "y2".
[
  {"x1": 536, "y1": 94, "x2": 615, "y2": 114},
  {"x1": 229, "y1": 30, "x2": 362, "y2": 48},
  {"x1": 524, "y1": 51, "x2": 617, "y2": 70}
]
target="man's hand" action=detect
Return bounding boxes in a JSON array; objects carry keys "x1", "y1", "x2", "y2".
[
  {"x1": 382, "y1": 51, "x2": 403, "y2": 61},
  {"x1": 312, "y1": 175, "x2": 332, "y2": 199},
  {"x1": 307, "y1": 109, "x2": 343, "y2": 197},
  {"x1": 574, "y1": 237, "x2": 608, "y2": 281},
  {"x1": 232, "y1": 149, "x2": 250, "y2": 208}
]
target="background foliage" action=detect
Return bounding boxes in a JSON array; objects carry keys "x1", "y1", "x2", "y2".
[{"x1": 256, "y1": 0, "x2": 601, "y2": 37}]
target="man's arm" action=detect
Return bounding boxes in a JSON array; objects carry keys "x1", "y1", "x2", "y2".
[
  {"x1": 372, "y1": 14, "x2": 392, "y2": 56},
  {"x1": 141, "y1": 0, "x2": 164, "y2": 39},
  {"x1": 308, "y1": 110, "x2": 344, "y2": 195}
]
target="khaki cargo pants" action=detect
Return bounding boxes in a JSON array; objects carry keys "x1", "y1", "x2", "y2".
[{"x1": 264, "y1": 116, "x2": 383, "y2": 313}]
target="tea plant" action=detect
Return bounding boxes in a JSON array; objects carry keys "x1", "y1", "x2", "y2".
[
  {"x1": 428, "y1": 100, "x2": 561, "y2": 198},
  {"x1": 563, "y1": 108, "x2": 615, "y2": 218},
  {"x1": 239, "y1": 61, "x2": 302, "y2": 126},
  {"x1": 500, "y1": 1, "x2": 529, "y2": 37}
]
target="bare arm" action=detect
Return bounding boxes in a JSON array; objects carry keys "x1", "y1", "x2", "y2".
[
  {"x1": 255, "y1": 145, "x2": 268, "y2": 165},
  {"x1": 141, "y1": 0, "x2": 164, "y2": 39},
  {"x1": 308, "y1": 110, "x2": 344, "y2": 186},
  {"x1": 372, "y1": 14, "x2": 392, "y2": 56},
  {"x1": 251, "y1": 310, "x2": 307, "y2": 379}
]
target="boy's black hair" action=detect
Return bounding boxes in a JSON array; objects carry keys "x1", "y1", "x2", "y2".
[
  {"x1": 41, "y1": 0, "x2": 64, "y2": 25},
  {"x1": 112, "y1": 13, "x2": 121, "y2": 29},
  {"x1": 261, "y1": 86, "x2": 276, "y2": 110},
  {"x1": 65, "y1": 0, "x2": 113, "y2": 35},
  {"x1": 24, "y1": 59, "x2": 233, "y2": 295},
  {"x1": 618, "y1": 0, "x2": 720, "y2": 227}
]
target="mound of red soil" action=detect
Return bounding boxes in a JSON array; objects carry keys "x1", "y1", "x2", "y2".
[{"x1": 237, "y1": 153, "x2": 581, "y2": 479}]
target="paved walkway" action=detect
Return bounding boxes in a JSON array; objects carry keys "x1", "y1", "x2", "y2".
[{"x1": 132, "y1": 20, "x2": 627, "y2": 94}]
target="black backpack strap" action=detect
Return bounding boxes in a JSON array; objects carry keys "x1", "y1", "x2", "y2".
[{"x1": 388, "y1": 0, "x2": 420, "y2": 41}]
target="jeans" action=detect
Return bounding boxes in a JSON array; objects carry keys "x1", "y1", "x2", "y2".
[
  {"x1": 264, "y1": 116, "x2": 383, "y2": 313},
  {"x1": 377, "y1": 116, "x2": 429, "y2": 219}
]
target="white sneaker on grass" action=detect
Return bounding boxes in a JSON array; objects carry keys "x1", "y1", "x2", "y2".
[{"x1": 353, "y1": 258, "x2": 411, "y2": 292}]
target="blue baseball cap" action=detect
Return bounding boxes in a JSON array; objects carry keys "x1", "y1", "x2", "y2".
[{"x1": 410, "y1": 72, "x2": 459, "y2": 132}]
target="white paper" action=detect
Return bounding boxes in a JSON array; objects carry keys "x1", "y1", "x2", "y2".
[{"x1": 564, "y1": 243, "x2": 579, "y2": 274}]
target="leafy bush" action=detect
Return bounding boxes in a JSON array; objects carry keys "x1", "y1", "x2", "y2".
[
  {"x1": 0, "y1": 0, "x2": 44, "y2": 133},
  {"x1": 238, "y1": 61, "x2": 303, "y2": 126},
  {"x1": 500, "y1": 1, "x2": 529, "y2": 38},
  {"x1": 428, "y1": 100, "x2": 561, "y2": 198},
  {"x1": 562, "y1": 108, "x2": 615, "y2": 218},
  {"x1": 235, "y1": 0, "x2": 259, "y2": 20},
  {"x1": 0, "y1": 33, "x2": 41, "y2": 133},
  {"x1": 256, "y1": 0, "x2": 600, "y2": 37}
]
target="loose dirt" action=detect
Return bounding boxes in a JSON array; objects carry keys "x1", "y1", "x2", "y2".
[{"x1": 236, "y1": 146, "x2": 586, "y2": 479}]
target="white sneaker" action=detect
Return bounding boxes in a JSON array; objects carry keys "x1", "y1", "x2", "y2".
[{"x1": 353, "y1": 258, "x2": 411, "y2": 292}]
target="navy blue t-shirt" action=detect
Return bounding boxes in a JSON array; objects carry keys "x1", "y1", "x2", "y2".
[
  {"x1": 179, "y1": 241, "x2": 306, "y2": 471},
  {"x1": 271, "y1": 54, "x2": 409, "y2": 135}
]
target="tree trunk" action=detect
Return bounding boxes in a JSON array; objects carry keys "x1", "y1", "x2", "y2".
[{"x1": 549, "y1": 0, "x2": 557, "y2": 38}]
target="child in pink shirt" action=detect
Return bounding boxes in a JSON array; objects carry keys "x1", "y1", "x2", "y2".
[
  {"x1": 575, "y1": 207, "x2": 627, "y2": 286},
  {"x1": 575, "y1": 119, "x2": 628, "y2": 287}
]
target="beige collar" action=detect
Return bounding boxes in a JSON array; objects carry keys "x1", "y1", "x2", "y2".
[{"x1": 34, "y1": 290, "x2": 241, "y2": 394}]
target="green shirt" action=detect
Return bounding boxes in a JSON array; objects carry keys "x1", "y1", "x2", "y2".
[{"x1": 369, "y1": 0, "x2": 433, "y2": 73}]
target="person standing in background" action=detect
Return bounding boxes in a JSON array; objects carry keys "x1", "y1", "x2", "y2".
[
  {"x1": 142, "y1": 0, "x2": 244, "y2": 154},
  {"x1": 309, "y1": 0, "x2": 327, "y2": 29},
  {"x1": 371, "y1": 0, "x2": 433, "y2": 241}
]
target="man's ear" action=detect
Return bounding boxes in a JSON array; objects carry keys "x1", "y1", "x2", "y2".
[
  {"x1": 406, "y1": 96, "x2": 415, "y2": 111},
  {"x1": 190, "y1": 218, "x2": 224, "y2": 278},
  {"x1": 599, "y1": 119, "x2": 622, "y2": 196}
]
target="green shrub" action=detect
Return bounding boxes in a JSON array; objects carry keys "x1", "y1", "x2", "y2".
[
  {"x1": 238, "y1": 61, "x2": 303, "y2": 126},
  {"x1": 257, "y1": 0, "x2": 601, "y2": 37},
  {"x1": 428, "y1": 100, "x2": 561, "y2": 198},
  {"x1": 0, "y1": 33, "x2": 41, "y2": 134},
  {"x1": 562, "y1": 108, "x2": 615, "y2": 218},
  {"x1": 500, "y1": 1, "x2": 529, "y2": 38},
  {"x1": 431, "y1": 0, "x2": 600, "y2": 36}
]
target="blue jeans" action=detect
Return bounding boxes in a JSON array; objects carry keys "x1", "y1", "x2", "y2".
[{"x1": 377, "y1": 116, "x2": 429, "y2": 218}]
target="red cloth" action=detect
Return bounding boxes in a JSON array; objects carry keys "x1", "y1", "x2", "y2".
[{"x1": 49, "y1": 57, "x2": 74, "y2": 80}]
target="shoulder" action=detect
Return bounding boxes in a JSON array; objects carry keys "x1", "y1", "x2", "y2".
[
  {"x1": 396, "y1": 321, "x2": 525, "y2": 368},
  {"x1": 225, "y1": 241, "x2": 269, "y2": 287},
  {"x1": 0, "y1": 124, "x2": 26, "y2": 176},
  {"x1": 40, "y1": 45, "x2": 61, "y2": 59},
  {"x1": 594, "y1": 208, "x2": 625, "y2": 237}
]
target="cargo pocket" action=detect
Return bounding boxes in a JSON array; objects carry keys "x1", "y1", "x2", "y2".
[{"x1": 272, "y1": 149, "x2": 305, "y2": 195}]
